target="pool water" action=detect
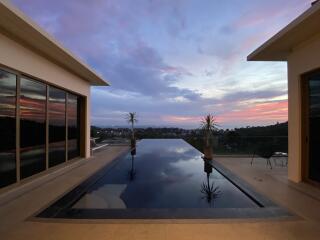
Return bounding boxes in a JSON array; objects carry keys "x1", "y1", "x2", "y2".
[
  {"x1": 38, "y1": 139, "x2": 292, "y2": 219},
  {"x1": 74, "y1": 139, "x2": 257, "y2": 209}
]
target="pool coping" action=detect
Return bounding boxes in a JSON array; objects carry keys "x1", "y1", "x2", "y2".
[
  {"x1": 209, "y1": 160, "x2": 275, "y2": 207},
  {"x1": 35, "y1": 139, "x2": 295, "y2": 220}
]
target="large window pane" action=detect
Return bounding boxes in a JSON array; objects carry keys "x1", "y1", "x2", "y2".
[
  {"x1": 308, "y1": 73, "x2": 320, "y2": 183},
  {"x1": 49, "y1": 87, "x2": 66, "y2": 167},
  {"x1": 20, "y1": 78, "x2": 46, "y2": 179},
  {"x1": 68, "y1": 94, "x2": 80, "y2": 160},
  {"x1": 0, "y1": 70, "x2": 16, "y2": 188}
]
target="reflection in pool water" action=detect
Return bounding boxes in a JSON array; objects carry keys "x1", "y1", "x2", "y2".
[
  {"x1": 127, "y1": 148, "x2": 137, "y2": 181},
  {"x1": 73, "y1": 139, "x2": 258, "y2": 209},
  {"x1": 201, "y1": 160, "x2": 221, "y2": 207}
]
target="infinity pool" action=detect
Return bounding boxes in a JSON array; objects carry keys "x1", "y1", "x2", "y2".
[{"x1": 38, "y1": 139, "x2": 291, "y2": 219}]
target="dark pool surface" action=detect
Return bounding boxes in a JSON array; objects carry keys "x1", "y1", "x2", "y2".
[
  {"x1": 38, "y1": 139, "x2": 293, "y2": 219},
  {"x1": 73, "y1": 139, "x2": 257, "y2": 209}
]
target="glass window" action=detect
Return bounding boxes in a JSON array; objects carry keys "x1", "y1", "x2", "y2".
[
  {"x1": 20, "y1": 78, "x2": 46, "y2": 179},
  {"x1": 308, "y1": 72, "x2": 320, "y2": 183},
  {"x1": 49, "y1": 86, "x2": 66, "y2": 167},
  {"x1": 67, "y1": 94, "x2": 80, "y2": 160},
  {"x1": 0, "y1": 70, "x2": 17, "y2": 188},
  {"x1": 0, "y1": 67, "x2": 83, "y2": 188}
]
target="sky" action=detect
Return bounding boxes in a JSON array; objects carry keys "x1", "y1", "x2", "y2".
[{"x1": 10, "y1": 0, "x2": 313, "y2": 129}]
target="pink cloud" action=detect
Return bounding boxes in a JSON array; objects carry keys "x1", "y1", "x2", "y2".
[
  {"x1": 162, "y1": 115, "x2": 201, "y2": 124},
  {"x1": 232, "y1": 1, "x2": 310, "y2": 30},
  {"x1": 161, "y1": 100, "x2": 288, "y2": 127},
  {"x1": 216, "y1": 100, "x2": 288, "y2": 125}
]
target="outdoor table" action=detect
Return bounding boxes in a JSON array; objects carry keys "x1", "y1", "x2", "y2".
[
  {"x1": 251, "y1": 152, "x2": 288, "y2": 169},
  {"x1": 272, "y1": 152, "x2": 288, "y2": 167}
]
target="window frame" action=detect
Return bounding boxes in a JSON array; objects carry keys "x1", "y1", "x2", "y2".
[{"x1": 0, "y1": 64, "x2": 85, "y2": 190}]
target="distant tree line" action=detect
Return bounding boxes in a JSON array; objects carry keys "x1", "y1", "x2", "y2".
[
  {"x1": 91, "y1": 122, "x2": 288, "y2": 155},
  {"x1": 186, "y1": 122, "x2": 288, "y2": 155}
]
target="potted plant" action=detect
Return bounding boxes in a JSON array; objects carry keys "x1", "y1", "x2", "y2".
[
  {"x1": 126, "y1": 112, "x2": 137, "y2": 149},
  {"x1": 201, "y1": 114, "x2": 218, "y2": 160}
]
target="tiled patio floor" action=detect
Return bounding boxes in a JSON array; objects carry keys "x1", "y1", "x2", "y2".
[{"x1": 0, "y1": 146, "x2": 320, "y2": 240}]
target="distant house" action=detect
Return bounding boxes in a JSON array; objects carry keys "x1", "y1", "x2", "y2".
[
  {"x1": 0, "y1": 1, "x2": 108, "y2": 189},
  {"x1": 248, "y1": 1, "x2": 320, "y2": 185}
]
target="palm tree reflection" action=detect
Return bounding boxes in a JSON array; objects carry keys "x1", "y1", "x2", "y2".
[
  {"x1": 201, "y1": 160, "x2": 221, "y2": 207},
  {"x1": 128, "y1": 148, "x2": 137, "y2": 181}
]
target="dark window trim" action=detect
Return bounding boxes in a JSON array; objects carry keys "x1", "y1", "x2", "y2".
[
  {"x1": 0, "y1": 65, "x2": 84, "y2": 190},
  {"x1": 0, "y1": 63, "x2": 86, "y2": 98},
  {"x1": 301, "y1": 68, "x2": 320, "y2": 188}
]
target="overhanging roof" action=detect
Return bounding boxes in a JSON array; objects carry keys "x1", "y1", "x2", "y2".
[
  {"x1": 247, "y1": 1, "x2": 320, "y2": 61},
  {"x1": 0, "y1": 0, "x2": 109, "y2": 86}
]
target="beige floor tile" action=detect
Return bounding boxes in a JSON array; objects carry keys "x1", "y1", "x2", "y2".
[{"x1": 1, "y1": 149, "x2": 320, "y2": 240}]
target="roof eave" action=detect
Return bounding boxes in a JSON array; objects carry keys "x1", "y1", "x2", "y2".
[
  {"x1": 247, "y1": 48, "x2": 289, "y2": 62},
  {"x1": 0, "y1": 1, "x2": 109, "y2": 86},
  {"x1": 247, "y1": 2, "x2": 320, "y2": 62}
]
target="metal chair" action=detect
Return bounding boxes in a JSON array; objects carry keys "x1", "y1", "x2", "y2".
[{"x1": 251, "y1": 144, "x2": 276, "y2": 169}]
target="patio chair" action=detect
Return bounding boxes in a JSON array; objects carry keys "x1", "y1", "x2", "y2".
[{"x1": 251, "y1": 143, "x2": 276, "y2": 169}]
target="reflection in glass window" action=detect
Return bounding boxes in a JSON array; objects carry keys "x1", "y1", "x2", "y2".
[
  {"x1": 308, "y1": 73, "x2": 320, "y2": 183},
  {"x1": 0, "y1": 67, "x2": 83, "y2": 188},
  {"x1": 68, "y1": 94, "x2": 80, "y2": 160},
  {"x1": 49, "y1": 86, "x2": 66, "y2": 167},
  {"x1": 0, "y1": 70, "x2": 16, "y2": 187},
  {"x1": 20, "y1": 78, "x2": 46, "y2": 179}
]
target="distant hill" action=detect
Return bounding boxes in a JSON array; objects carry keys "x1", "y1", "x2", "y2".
[
  {"x1": 91, "y1": 122, "x2": 288, "y2": 155},
  {"x1": 92, "y1": 121, "x2": 288, "y2": 134},
  {"x1": 223, "y1": 122, "x2": 288, "y2": 137}
]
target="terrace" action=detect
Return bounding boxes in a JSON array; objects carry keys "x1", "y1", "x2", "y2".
[
  {"x1": 1, "y1": 1, "x2": 320, "y2": 239},
  {"x1": 0, "y1": 143, "x2": 320, "y2": 239}
]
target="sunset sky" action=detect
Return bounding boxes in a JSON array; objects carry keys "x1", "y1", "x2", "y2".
[{"x1": 11, "y1": 0, "x2": 313, "y2": 128}]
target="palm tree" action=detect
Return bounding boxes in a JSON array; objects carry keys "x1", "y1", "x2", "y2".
[
  {"x1": 200, "y1": 114, "x2": 218, "y2": 160},
  {"x1": 126, "y1": 112, "x2": 137, "y2": 148}
]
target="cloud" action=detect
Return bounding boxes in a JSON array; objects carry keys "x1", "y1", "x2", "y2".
[
  {"x1": 10, "y1": 0, "x2": 307, "y2": 128},
  {"x1": 90, "y1": 85, "x2": 287, "y2": 128},
  {"x1": 220, "y1": 89, "x2": 287, "y2": 103},
  {"x1": 160, "y1": 99, "x2": 288, "y2": 128},
  {"x1": 216, "y1": 100, "x2": 288, "y2": 127}
]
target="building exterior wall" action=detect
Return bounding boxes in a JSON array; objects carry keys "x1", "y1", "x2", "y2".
[
  {"x1": 0, "y1": 32, "x2": 91, "y2": 159},
  {"x1": 287, "y1": 33, "x2": 320, "y2": 182}
]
